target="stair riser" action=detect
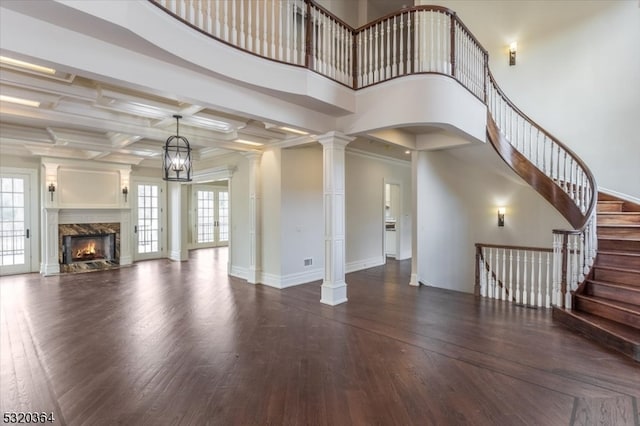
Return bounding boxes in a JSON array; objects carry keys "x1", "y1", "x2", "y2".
[
  {"x1": 597, "y1": 203, "x2": 624, "y2": 213},
  {"x1": 596, "y1": 253, "x2": 640, "y2": 269},
  {"x1": 585, "y1": 283, "x2": 640, "y2": 305},
  {"x1": 597, "y1": 227, "x2": 640, "y2": 238},
  {"x1": 598, "y1": 214, "x2": 640, "y2": 225},
  {"x1": 552, "y1": 308, "x2": 640, "y2": 361},
  {"x1": 575, "y1": 297, "x2": 640, "y2": 329},
  {"x1": 598, "y1": 239, "x2": 640, "y2": 252},
  {"x1": 593, "y1": 268, "x2": 640, "y2": 287}
]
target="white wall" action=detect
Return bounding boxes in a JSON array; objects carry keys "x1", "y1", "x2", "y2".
[
  {"x1": 281, "y1": 147, "x2": 324, "y2": 279},
  {"x1": 346, "y1": 150, "x2": 412, "y2": 271},
  {"x1": 419, "y1": 0, "x2": 640, "y2": 199},
  {"x1": 314, "y1": 0, "x2": 361, "y2": 28},
  {"x1": 261, "y1": 149, "x2": 282, "y2": 279},
  {"x1": 416, "y1": 142, "x2": 569, "y2": 293}
]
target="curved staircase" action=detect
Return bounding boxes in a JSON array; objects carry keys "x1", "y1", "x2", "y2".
[{"x1": 553, "y1": 193, "x2": 640, "y2": 361}]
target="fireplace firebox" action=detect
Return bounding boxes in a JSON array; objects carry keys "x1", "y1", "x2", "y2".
[{"x1": 63, "y1": 233, "x2": 116, "y2": 264}]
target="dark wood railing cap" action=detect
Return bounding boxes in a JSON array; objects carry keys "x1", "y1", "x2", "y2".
[{"x1": 475, "y1": 243, "x2": 553, "y2": 253}]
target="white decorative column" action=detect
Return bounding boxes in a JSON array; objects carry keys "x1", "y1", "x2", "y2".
[
  {"x1": 409, "y1": 150, "x2": 420, "y2": 286},
  {"x1": 318, "y1": 132, "x2": 354, "y2": 306},
  {"x1": 168, "y1": 182, "x2": 188, "y2": 261},
  {"x1": 245, "y1": 152, "x2": 262, "y2": 284},
  {"x1": 41, "y1": 162, "x2": 60, "y2": 275}
]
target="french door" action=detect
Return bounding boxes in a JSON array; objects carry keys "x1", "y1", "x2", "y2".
[
  {"x1": 0, "y1": 172, "x2": 33, "y2": 275},
  {"x1": 134, "y1": 181, "x2": 166, "y2": 260},
  {"x1": 192, "y1": 187, "x2": 229, "y2": 248}
]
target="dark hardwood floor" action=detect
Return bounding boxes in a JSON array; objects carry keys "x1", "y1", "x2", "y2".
[{"x1": 1, "y1": 248, "x2": 639, "y2": 425}]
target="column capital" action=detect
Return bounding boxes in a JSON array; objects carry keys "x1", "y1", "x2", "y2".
[
  {"x1": 317, "y1": 131, "x2": 355, "y2": 147},
  {"x1": 243, "y1": 151, "x2": 263, "y2": 162}
]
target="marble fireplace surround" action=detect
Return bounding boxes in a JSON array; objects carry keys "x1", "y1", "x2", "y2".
[
  {"x1": 41, "y1": 208, "x2": 133, "y2": 275},
  {"x1": 58, "y1": 222, "x2": 121, "y2": 273}
]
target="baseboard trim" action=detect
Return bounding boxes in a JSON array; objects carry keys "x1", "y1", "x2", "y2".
[
  {"x1": 230, "y1": 265, "x2": 248, "y2": 280},
  {"x1": 260, "y1": 268, "x2": 324, "y2": 289},
  {"x1": 346, "y1": 256, "x2": 385, "y2": 273}
]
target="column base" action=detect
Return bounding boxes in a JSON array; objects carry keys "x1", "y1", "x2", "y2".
[
  {"x1": 247, "y1": 267, "x2": 260, "y2": 285},
  {"x1": 320, "y1": 281, "x2": 348, "y2": 306},
  {"x1": 40, "y1": 263, "x2": 60, "y2": 276},
  {"x1": 409, "y1": 273, "x2": 420, "y2": 287}
]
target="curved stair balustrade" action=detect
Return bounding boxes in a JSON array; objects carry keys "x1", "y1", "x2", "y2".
[
  {"x1": 485, "y1": 69, "x2": 597, "y2": 308},
  {"x1": 149, "y1": 0, "x2": 597, "y2": 308}
]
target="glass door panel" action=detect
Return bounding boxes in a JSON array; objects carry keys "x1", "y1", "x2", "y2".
[{"x1": 0, "y1": 175, "x2": 30, "y2": 275}]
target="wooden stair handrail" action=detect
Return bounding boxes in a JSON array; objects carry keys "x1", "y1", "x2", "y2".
[
  {"x1": 486, "y1": 113, "x2": 586, "y2": 229},
  {"x1": 485, "y1": 70, "x2": 597, "y2": 231}
]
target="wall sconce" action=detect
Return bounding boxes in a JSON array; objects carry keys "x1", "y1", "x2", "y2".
[
  {"x1": 48, "y1": 182, "x2": 56, "y2": 201},
  {"x1": 498, "y1": 207, "x2": 506, "y2": 227},
  {"x1": 122, "y1": 186, "x2": 129, "y2": 202},
  {"x1": 509, "y1": 42, "x2": 517, "y2": 66}
]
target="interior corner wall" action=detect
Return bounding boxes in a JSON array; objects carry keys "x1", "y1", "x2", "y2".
[
  {"x1": 280, "y1": 147, "x2": 324, "y2": 281},
  {"x1": 346, "y1": 152, "x2": 411, "y2": 272},
  {"x1": 427, "y1": 0, "x2": 640, "y2": 199},
  {"x1": 416, "y1": 145, "x2": 569, "y2": 293},
  {"x1": 260, "y1": 148, "x2": 282, "y2": 280}
]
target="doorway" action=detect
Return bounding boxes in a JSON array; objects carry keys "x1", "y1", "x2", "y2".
[
  {"x1": 0, "y1": 170, "x2": 36, "y2": 275},
  {"x1": 190, "y1": 182, "x2": 229, "y2": 249},
  {"x1": 133, "y1": 179, "x2": 167, "y2": 261},
  {"x1": 384, "y1": 182, "x2": 401, "y2": 259}
]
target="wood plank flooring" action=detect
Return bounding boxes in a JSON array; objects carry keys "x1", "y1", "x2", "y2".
[{"x1": 1, "y1": 248, "x2": 639, "y2": 425}]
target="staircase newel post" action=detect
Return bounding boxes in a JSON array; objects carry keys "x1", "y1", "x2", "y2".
[
  {"x1": 560, "y1": 232, "x2": 569, "y2": 309},
  {"x1": 474, "y1": 244, "x2": 481, "y2": 296}
]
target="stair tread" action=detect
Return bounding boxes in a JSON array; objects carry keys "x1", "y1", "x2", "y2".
[
  {"x1": 576, "y1": 294, "x2": 640, "y2": 314},
  {"x1": 598, "y1": 224, "x2": 640, "y2": 228},
  {"x1": 599, "y1": 212, "x2": 640, "y2": 215},
  {"x1": 598, "y1": 236, "x2": 640, "y2": 241},
  {"x1": 598, "y1": 251, "x2": 640, "y2": 257},
  {"x1": 593, "y1": 264, "x2": 640, "y2": 274},
  {"x1": 598, "y1": 201, "x2": 624, "y2": 204},
  {"x1": 556, "y1": 308, "x2": 640, "y2": 343},
  {"x1": 587, "y1": 279, "x2": 640, "y2": 292}
]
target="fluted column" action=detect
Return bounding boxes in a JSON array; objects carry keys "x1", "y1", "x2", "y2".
[
  {"x1": 318, "y1": 132, "x2": 354, "y2": 306},
  {"x1": 41, "y1": 162, "x2": 60, "y2": 275},
  {"x1": 245, "y1": 152, "x2": 262, "y2": 284}
]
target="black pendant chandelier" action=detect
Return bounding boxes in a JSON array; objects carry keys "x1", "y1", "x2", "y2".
[{"x1": 162, "y1": 114, "x2": 192, "y2": 182}]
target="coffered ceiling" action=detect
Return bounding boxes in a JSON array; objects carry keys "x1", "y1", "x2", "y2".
[
  {"x1": 0, "y1": 56, "x2": 321, "y2": 167},
  {"x1": 0, "y1": 53, "x2": 413, "y2": 166}
]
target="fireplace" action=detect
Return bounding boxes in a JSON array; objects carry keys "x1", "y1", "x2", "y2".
[
  {"x1": 58, "y1": 222, "x2": 120, "y2": 272},
  {"x1": 63, "y1": 233, "x2": 116, "y2": 264}
]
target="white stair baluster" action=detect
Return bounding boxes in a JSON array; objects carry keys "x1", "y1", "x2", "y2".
[
  {"x1": 508, "y1": 249, "x2": 514, "y2": 302},
  {"x1": 537, "y1": 252, "x2": 543, "y2": 307},
  {"x1": 530, "y1": 251, "x2": 535, "y2": 307},
  {"x1": 248, "y1": 0, "x2": 253, "y2": 52},
  {"x1": 545, "y1": 252, "x2": 551, "y2": 308},
  {"x1": 523, "y1": 251, "x2": 528, "y2": 306},
  {"x1": 515, "y1": 250, "x2": 521, "y2": 304},
  {"x1": 501, "y1": 248, "x2": 506, "y2": 300}
]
